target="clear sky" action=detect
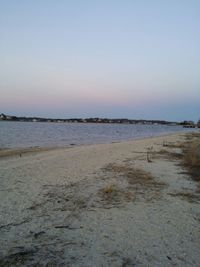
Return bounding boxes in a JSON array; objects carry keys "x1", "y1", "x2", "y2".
[{"x1": 0, "y1": 0, "x2": 199, "y2": 121}]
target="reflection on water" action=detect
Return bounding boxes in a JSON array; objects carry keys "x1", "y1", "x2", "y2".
[{"x1": 0, "y1": 121, "x2": 193, "y2": 148}]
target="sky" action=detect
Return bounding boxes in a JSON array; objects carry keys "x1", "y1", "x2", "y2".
[{"x1": 0, "y1": 0, "x2": 200, "y2": 121}]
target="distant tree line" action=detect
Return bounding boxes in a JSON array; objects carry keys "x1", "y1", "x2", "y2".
[{"x1": 0, "y1": 113, "x2": 199, "y2": 127}]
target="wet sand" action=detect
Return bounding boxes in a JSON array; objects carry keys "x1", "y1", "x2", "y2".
[{"x1": 0, "y1": 132, "x2": 199, "y2": 266}]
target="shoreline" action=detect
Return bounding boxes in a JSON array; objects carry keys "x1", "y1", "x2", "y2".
[{"x1": 0, "y1": 130, "x2": 195, "y2": 159}]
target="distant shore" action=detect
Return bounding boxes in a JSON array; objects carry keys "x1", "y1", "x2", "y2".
[{"x1": 0, "y1": 112, "x2": 185, "y2": 125}]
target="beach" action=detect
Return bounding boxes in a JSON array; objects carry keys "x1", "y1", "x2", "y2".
[{"x1": 0, "y1": 132, "x2": 200, "y2": 266}]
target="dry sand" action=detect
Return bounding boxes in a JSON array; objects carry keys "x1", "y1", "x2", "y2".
[{"x1": 0, "y1": 132, "x2": 200, "y2": 266}]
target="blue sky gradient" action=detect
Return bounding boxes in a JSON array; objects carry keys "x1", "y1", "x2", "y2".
[{"x1": 0, "y1": 0, "x2": 200, "y2": 121}]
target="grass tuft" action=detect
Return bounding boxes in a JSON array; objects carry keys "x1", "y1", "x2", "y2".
[{"x1": 103, "y1": 184, "x2": 117, "y2": 194}]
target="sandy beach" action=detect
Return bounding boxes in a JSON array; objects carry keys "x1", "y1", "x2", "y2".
[{"x1": 0, "y1": 132, "x2": 200, "y2": 266}]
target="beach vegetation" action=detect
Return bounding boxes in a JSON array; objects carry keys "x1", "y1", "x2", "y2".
[
  {"x1": 157, "y1": 132, "x2": 200, "y2": 202},
  {"x1": 102, "y1": 163, "x2": 166, "y2": 202},
  {"x1": 182, "y1": 133, "x2": 200, "y2": 183},
  {"x1": 169, "y1": 191, "x2": 200, "y2": 203},
  {"x1": 103, "y1": 184, "x2": 118, "y2": 194}
]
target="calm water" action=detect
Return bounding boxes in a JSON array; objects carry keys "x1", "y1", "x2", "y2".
[{"x1": 0, "y1": 121, "x2": 194, "y2": 149}]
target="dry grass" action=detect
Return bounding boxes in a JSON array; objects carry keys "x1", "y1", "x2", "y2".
[
  {"x1": 169, "y1": 191, "x2": 200, "y2": 203},
  {"x1": 182, "y1": 138, "x2": 200, "y2": 182},
  {"x1": 155, "y1": 149, "x2": 183, "y2": 160},
  {"x1": 155, "y1": 133, "x2": 200, "y2": 169},
  {"x1": 99, "y1": 183, "x2": 134, "y2": 206},
  {"x1": 162, "y1": 141, "x2": 185, "y2": 148},
  {"x1": 160, "y1": 133, "x2": 200, "y2": 178},
  {"x1": 102, "y1": 163, "x2": 165, "y2": 202},
  {"x1": 104, "y1": 163, "x2": 165, "y2": 187},
  {"x1": 159, "y1": 132, "x2": 200, "y2": 202},
  {"x1": 185, "y1": 132, "x2": 200, "y2": 140},
  {"x1": 103, "y1": 184, "x2": 118, "y2": 194}
]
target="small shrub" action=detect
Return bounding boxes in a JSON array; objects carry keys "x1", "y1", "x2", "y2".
[{"x1": 103, "y1": 184, "x2": 117, "y2": 194}]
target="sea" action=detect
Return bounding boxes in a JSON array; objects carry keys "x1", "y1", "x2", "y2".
[{"x1": 0, "y1": 121, "x2": 195, "y2": 149}]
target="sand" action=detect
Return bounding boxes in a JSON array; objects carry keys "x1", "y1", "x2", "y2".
[{"x1": 0, "y1": 132, "x2": 200, "y2": 266}]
